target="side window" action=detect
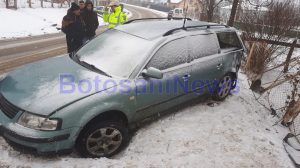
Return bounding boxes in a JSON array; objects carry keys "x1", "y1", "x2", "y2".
[
  {"x1": 147, "y1": 38, "x2": 188, "y2": 70},
  {"x1": 217, "y1": 32, "x2": 242, "y2": 50},
  {"x1": 188, "y1": 34, "x2": 219, "y2": 60}
]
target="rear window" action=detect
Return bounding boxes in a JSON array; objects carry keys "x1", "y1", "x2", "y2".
[
  {"x1": 217, "y1": 32, "x2": 242, "y2": 50},
  {"x1": 174, "y1": 9, "x2": 183, "y2": 14}
]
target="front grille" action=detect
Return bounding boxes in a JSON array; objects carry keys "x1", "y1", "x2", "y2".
[{"x1": 0, "y1": 93, "x2": 22, "y2": 119}]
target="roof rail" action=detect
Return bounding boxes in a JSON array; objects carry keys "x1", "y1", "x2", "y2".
[
  {"x1": 163, "y1": 24, "x2": 229, "y2": 36},
  {"x1": 124, "y1": 17, "x2": 192, "y2": 24}
]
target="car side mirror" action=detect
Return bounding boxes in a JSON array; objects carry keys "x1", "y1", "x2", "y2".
[{"x1": 142, "y1": 67, "x2": 163, "y2": 79}]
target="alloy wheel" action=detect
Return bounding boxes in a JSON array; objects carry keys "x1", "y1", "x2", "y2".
[
  {"x1": 217, "y1": 76, "x2": 232, "y2": 99},
  {"x1": 86, "y1": 127, "x2": 123, "y2": 157}
]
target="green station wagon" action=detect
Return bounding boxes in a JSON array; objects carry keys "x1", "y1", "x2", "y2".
[{"x1": 0, "y1": 19, "x2": 245, "y2": 158}]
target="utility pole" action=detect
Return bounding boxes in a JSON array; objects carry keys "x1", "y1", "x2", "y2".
[{"x1": 227, "y1": 0, "x2": 239, "y2": 27}]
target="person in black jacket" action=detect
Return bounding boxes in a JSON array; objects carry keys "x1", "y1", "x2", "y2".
[
  {"x1": 61, "y1": 3, "x2": 86, "y2": 54},
  {"x1": 81, "y1": 1, "x2": 99, "y2": 40}
]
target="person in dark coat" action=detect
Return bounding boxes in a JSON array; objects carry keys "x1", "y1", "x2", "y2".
[
  {"x1": 61, "y1": 3, "x2": 86, "y2": 54},
  {"x1": 82, "y1": 1, "x2": 99, "y2": 40}
]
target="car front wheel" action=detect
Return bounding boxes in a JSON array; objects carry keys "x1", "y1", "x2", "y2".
[
  {"x1": 213, "y1": 74, "x2": 234, "y2": 101},
  {"x1": 76, "y1": 121, "x2": 129, "y2": 158}
]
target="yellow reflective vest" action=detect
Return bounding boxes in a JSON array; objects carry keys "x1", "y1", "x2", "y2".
[{"x1": 103, "y1": 6, "x2": 128, "y2": 28}]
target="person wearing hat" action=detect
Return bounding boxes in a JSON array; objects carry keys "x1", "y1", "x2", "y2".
[
  {"x1": 82, "y1": 1, "x2": 99, "y2": 40},
  {"x1": 61, "y1": 2, "x2": 86, "y2": 54},
  {"x1": 103, "y1": 0, "x2": 127, "y2": 28}
]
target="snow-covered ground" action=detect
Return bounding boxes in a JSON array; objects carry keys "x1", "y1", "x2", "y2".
[
  {"x1": 0, "y1": 73, "x2": 293, "y2": 167},
  {"x1": 0, "y1": 7, "x2": 107, "y2": 39},
  {"x1": 0, "y1": 1, "x2": 138, "y2": 39},
  {"x1": 0, "y1": 8, "x2": 67, "y2": 38}
]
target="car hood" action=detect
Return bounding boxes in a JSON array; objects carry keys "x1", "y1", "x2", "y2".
[{"x1": 0, "y1": 55, "x2": 117, "y2": 116}]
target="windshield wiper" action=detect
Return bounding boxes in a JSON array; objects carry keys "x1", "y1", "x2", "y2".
[
  {"x1": 84, "y1": 62, "x2": 112, "y2": 78},
  {"x1": 73, "y1": 54, "x2": 112, "y2": 78}
]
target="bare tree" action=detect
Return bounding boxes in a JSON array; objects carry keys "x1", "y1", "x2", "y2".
[
  {"x1": 5, "y1": 0, "x2": 17, "y2": 8},
  {"x1": 196, "y1": 0, "x2": 224, "y2": 22},
  {"x1": 235, "y1": 0, "x2": 243, "y2": 21},
  {"x1": 227, "y1": 0, "x2": 239, "y2": 26},
  {"x1": 13, "y1": 0, "x2": 16, "y2": 8}
]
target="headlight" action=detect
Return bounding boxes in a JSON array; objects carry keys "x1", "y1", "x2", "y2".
[{"x1": 18, "y1": 112, "x2": 59, "y2": 131}]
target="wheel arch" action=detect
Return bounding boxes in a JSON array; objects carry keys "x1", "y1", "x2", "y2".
[
  {"x1": 227, "y1": 71, "x2": 237, "y2": 80},
  {"x1": 75, "y1": 110, "x2": 129, "y2": 143}
]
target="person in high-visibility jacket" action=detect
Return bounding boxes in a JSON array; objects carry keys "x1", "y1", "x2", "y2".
[{"x1": 103, "y1": 0, "x2": 127, "y2": 28}]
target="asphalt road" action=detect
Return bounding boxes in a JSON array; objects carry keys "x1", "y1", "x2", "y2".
[{"x1": 0, "y1": 5, "x2": 162, "y2": 73}]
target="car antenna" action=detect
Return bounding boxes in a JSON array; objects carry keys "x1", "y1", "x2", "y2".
[{"x1": 182, "y1": 0, "x2": 189, "y2": 30}]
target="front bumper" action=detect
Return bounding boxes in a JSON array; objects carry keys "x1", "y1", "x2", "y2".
[
  {"x1": 0, "y1": 125, "x2": 70, "y2": 143},
  {"x1": 0, "y1": 110, "x2": 79, "y2": 154}
]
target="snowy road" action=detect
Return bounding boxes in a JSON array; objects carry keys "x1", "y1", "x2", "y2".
[{"x1": 0, "y1": 5, "x2": 163, "y2": 74}]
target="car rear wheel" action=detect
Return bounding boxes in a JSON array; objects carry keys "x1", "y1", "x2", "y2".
[
  {"x1": 213, "y1": 74, "x2": 233, "y2": 101},
  {"x1": 76, "y1": 121, "x2": 129, "y2": 158}
]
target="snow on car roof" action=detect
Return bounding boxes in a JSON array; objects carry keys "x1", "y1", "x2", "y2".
[{"x1": 114, "y1": 20, "x2": 219, "y2": 40}]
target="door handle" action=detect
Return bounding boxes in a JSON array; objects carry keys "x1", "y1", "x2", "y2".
[
  {"x1": 182, "y1": 74, "x2": 191, "y2": 81},
  {"x1": 217, "y1": 63, "x2": 223, "y2": 69}
]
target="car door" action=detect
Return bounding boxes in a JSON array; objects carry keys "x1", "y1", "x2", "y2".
[
  {"x1": 216, "y1": 31, "x2": 244, "y2": 75},
  {"x1": 187, "y1": 33, "x2": 224, "y2": 96},
  {"x1": 134, "y1": 37, "x2": 192, "y2": 120}
]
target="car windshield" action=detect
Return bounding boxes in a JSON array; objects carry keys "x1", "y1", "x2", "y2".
[{"x1": 77, "y1": 29, "x2": 152, "y2": 78}]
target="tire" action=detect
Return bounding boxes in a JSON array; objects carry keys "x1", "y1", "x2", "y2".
[
  {"x1": 76, "y1": 121, "x2": 129, "y2": 158},
  {"x1": 213, "y1": 74, "x2": 234, "y2": 101}
]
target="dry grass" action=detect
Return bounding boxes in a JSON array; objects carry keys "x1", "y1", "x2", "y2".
[
  {"x1": 245, "y1": 42, "x2": 272, "y2": 82},
  {"x1": 283, "y1": 99, "x2": 300, "y2": 125}
]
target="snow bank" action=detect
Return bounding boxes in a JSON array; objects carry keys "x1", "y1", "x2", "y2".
[
  {"x1": 0, "y1": 73, "x2": 293, "y2": 167},
  {"x1": 125, "y1": 3, "x2": 168, "y2": 17},
  {"x1": 0, "y1": 7, "x2": 107, "y2": 39},
  {"x1": 0, "y1": 8, "x2": 66, "y2": 38}
]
